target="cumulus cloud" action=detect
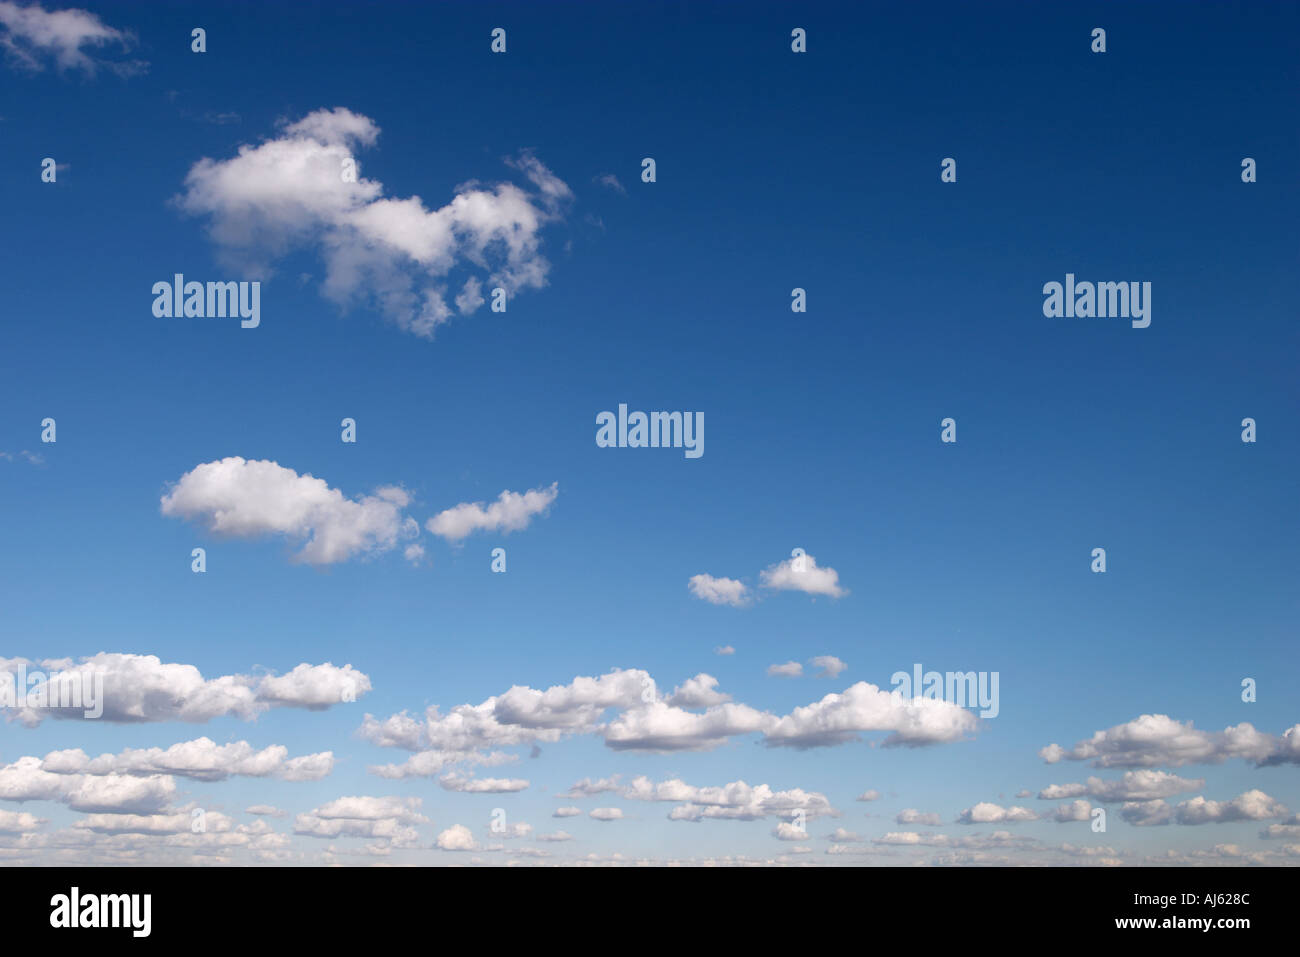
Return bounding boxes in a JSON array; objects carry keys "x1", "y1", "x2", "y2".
[
  {"x1": 368, "y1": 749, "x2": 515, "y2": 780},
  {"x1": 771, "y1": 821, "x2": 806, "y2": 841},
  {"x1": 759, "y1": 553, "x2": 847, "y2": 598},
  {"x1": 1174, "y1": 790, "x2": 1288, "y2": 825},
  {"x1": 0, "y1": 756, "x2": 174, "y2": 813},
  {"x1": 1040, "y1": 714, "x2": 1299, "y2": 768},
  {"x1": 38, "y1": 737, "x2": 333, "y2": 782},
  {"x1": 714, "y1": 646, "x2": 735, "y2": 656},
  {"x1": 857, "y1": 790, "x2": 881, "y2": 802},
  {"x1": 602, "y1": 700, "x2": 773, "y2": 752},
  {"x1": 0, "y1": 808, "x2": 44, "y2": 833},
  {"x1": 360, "y1": 668, "x2": 980, "y2": 765},
  {"x1": 1052, "y1": 800, "x2": 1093, "y2": 823},
  {"x1": 896, "y1": 809, "x2": 942, "y2": 826},
  {"x1": 425, "y1": 483, "x2": 558, "y2": 542},
  {"x1": 665, "y1": 674, "x2": 731, "y2": 708},
  {"x1": 767, "y1": 661, "x2": 802, "y2": 678},
  {"x1": 687, "y1": 574, "x2": 749, "y2": 607},
  {"x1": 0, "y1": 1, "x2": 142, "y2": 75},
  {"x1": 623, "y1": 776, "x2": 835, "y2": 822},
  {"x1": 295, "y1": 795, "x2": 426, "y2": 849},
  {"x1": 589, "y1": 807, "x2": 622, "y2": 821},
  {"x1": 434, "y1": 823, "x2": 477, "y2": 850},
  {"x1": 763, "y1": 682, "x2": 978, "y2": 749},
  {"x1": 809, "y1": 656, "x2": 847, "y2": 679},
  {"x1": 438, "y1": 771, "x2": 528, "y2": 794},
  {"x1": 175, "y1": 109, "x2": 570, "y2": 338},
  {"x1": 1, "y1": 653, "x2": 369, "y2": 726},
  {"x1": 552, "y1": 807, "x2": 582, "y2": 818},
  {"x1": 1120, "y1": 800, "x2": 1173, "y2": 827},
  {"x1": 161, "y1": 457, "x2": 418, "y2": 565},
  {"x1": 1038, "y1": 770, "x2": 1204, "y2": 803},
  {"x1": 956, "y1": 802, "x2": 1039, "y2": 825}
]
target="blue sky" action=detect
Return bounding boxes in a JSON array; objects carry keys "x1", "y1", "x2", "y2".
[{"x1": 1, "y1": 0, "x2": 1297, "y2": 865}]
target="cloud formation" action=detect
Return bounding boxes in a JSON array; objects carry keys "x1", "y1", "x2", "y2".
[
  {"x1": 1, "y1": 653, "x2": 369, "y2": 726},
  {"x1": 1040, "y1": 714, "x2": 1300, "y2": 768},
  {"x1": 425, "y1": 483, "x2": 558, "y2": 542},
  {"x1": 161, "y1": 457, "x2": 418, "y2": 565},
  {"x1": 175, "y1": 108, "x2": 571, "y2": 337},
  {"x1": 0, "y1": 1, "x2": 142, "y2": 75}
]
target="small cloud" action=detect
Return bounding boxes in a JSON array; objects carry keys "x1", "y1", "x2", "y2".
[
  {"x1": 714, "y1": 645, "x2": 735, "y2": 656},
  {"x1": 759, "y1": 553, "x2": 847, "y2": 599},
  {"x1": 767, "y1": 661, "x2": 803, "y2": 678},
  {"x1": 808, "y1": 655, "x2": 846, "y2": 679},
  {"x1": 856, "y1": 790, "x2": 881, "y2": 803},
  {"x1": 688, "y1": 574, "x2": 749, "y2": 607},
  {"x1": 593, "y1": 173, "x2": 626, "y2": 195},
  {"x1": 426, "y1": 483, "x2": 558, "y2": 543}
]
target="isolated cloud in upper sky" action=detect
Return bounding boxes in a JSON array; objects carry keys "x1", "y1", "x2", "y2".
[
  {"x1": 759, "y1": 553, "x2": 848, "y2": 598},
  {"x1": 1040, "y1": 714, "x2": 1300, "y2": 768},
  {"x1": 687, "y1": 574, "x2": 749, "y2": 606},
  {"x1": 690, "y1": 552, "x2": 848, "y2": 605},
  {"x1": 174, "y1": 108, "x2": 571, "y2": 337},
  {"x1": 767, "y1": 661, "x2": 802, "y2": 678},
  {"x1": 809, "y1": 656, "x2": 847, "y2": 679},
  {"x1": 161, "y1": 457, "x2": 418, "y2": 565},
  {"x1": 1, "y1": 653, "x2": 370, "y2": 725},
  {"x1": 0, "y1": 1, "x2": 143, "y2": 75},
  {"x1": 425, "y1": 482, "x2": 558, "y2": 542}
]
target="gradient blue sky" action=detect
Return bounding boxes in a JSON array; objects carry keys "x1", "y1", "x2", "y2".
[{"x1": 1, "y1": 0, "x2": 1297, "y2": 865}]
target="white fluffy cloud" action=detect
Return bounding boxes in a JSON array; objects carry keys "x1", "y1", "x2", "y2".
[
  {"x1": 759, "y1": 553, "x2": 847, "y2": 598},
  {"x1": 425, "y1": 483, "x2": 557, "y2": 542},
  {"x1": 565, "y1": 774, "x2": 836, "y2": 823},
  {"x1": 1040, "y1": 714, "x2": 1298, "y2": 768},
  {"x1": 0, "y1": 756, "x2": 174, "y2": 813},
  {"x1": 361, "y1": 669, "x2": 979, "y2": 761},
  {"x1": 664, "y1": 674, "x2": 731, "y2": 708},
  {"x1": 39, "y1": 737, "x2": 333, "y2": 782},
  {"x1": 1174, "y1": 790, "x2": 1288, "y2": 825},
  {"x1": 161, "y1": 457, "x2": 418, "y2": 565},
  {"x1": 1038, "y1": 770, "x2": 1204, "y2": 803},
  {"x1": 0, "y1": 1, "x2": 142, "y2": 75},
  {"x1": 0, "y1": 808, "x2": 45, "y2": 833},
  {"x1": 589, "y1": 808, "x2": 623, "y2": 821},
  {"x1": 175, "y1": 109, "x2": 570, "y2": 337},
  {"x1": 438, "y1": 772, "x2": 528, "y2": 794},
  {"x1": 1, "y1": 653, "x2": 369, "y2": 725},
  {"x1": 1052, "y1": 800, "x2": 1093, "y2": 823},
  {"x1": 956, "y1": 802, "x2": 1039, "y2": 825},
  {"x1": 602, "y1": 700, "x2": 774, "y2": 752},
  {"x1": 435, "y1": 823, "x2": 478, "y2": 850},
  {"x1": 295, "y1": 795, "x2": 426, "y2": 849},
  {"x1": 687, "y1": 574, "x2": 749, "y2": 606},
  {"x1": 763, "y1": 682, "x2": 978, "y2": 749}
]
